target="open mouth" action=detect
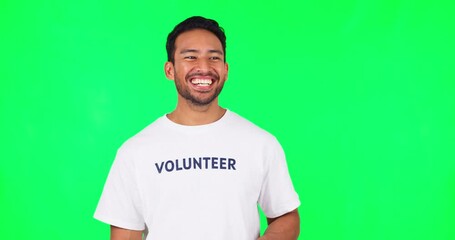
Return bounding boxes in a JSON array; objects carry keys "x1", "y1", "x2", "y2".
[
  {"x1": 186, "y1": 72, "x2": 219, "y2": 91},
  {"x1": 191, "y1": 78, "x2": 213, "y2": 86}
]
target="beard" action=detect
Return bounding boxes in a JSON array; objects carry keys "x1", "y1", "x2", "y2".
[{"x1": 174, "y1": 71, "x2": 225, "y2": 106}]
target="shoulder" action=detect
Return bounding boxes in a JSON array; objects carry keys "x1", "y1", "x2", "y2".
[
  {"x1": 117, "y1": 116, "x2": 168, "y2": 154},
  {"x1": 225, "y1": 110, "x2": 279, "y2": 144}
]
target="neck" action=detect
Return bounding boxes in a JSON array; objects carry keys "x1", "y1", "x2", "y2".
[{"x1": 167, "y1": 97, "x2": 226, "y2": 126}]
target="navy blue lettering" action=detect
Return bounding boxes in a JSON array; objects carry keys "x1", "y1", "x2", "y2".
[
  {"x1": 220, "y1": 158, "x2": 226, "y2": 169},
  {"x1": 212, "y1": 157, "x2": 219, "y2": 169},
  {"x1": 155, "y1": 162, "x2": 165, "y2": 174},
  {"x1": 203, "y1": 157, "x2": 210, "y2": 169},
  {"x1": 165, "y1": 160, "x2": 174, "y2": 172},
  {"x1": 155, "y1": 157, "x2": 237, "y2": 173},
  {"x1": 194, "y1": 157, "x2": 202, "y2": 169},
  {"x1": 228, "y1": 158, "x2": 236, "y2": 170},
  {"x1": 176, "y1": 159, "x2": 183, "y2": 171},
  {"x1": 183, "y1": 158, "x2": 192, "y2": 170}
]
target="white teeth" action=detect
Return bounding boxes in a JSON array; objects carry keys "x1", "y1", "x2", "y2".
[{"x1": 191, "y1": 78, "x2": 212, "y2": 86}]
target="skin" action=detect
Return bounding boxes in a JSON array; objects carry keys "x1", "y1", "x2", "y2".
[
  {"x1": 110, "y1": 226, "x2": 142, "y2": 240},
  {"x1": 164, "y1": 29, "x2": 229, "y2": 125},
  {"x1": 258, "y1": 209, "x2": 300, "y2": 240},
  {"x1": 111, "y1": 28, "x2": 300, "y2": 240}
]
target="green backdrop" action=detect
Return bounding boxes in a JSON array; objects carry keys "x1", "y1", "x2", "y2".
[{"x1": 1, "y1": 0, "x2": 454, "y2": 239}]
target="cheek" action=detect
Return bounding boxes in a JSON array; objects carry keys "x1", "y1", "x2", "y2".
[
  {"x1": 217, "y1": 66, "x2": 228, "y2": 77},
  {"x1": 174, "y1": 65, "x2": 187, "y2": 77},
  {"x1": 177, "y1": 64, "x2": 194, "y2": 75}
]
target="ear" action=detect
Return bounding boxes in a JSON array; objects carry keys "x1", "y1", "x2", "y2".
[
  {"x1": 224, "y1": 62, "x2": 229, "y2": 81},
  {"x1": 164, "y1": 61, "x2": 175, "y2": 80}
]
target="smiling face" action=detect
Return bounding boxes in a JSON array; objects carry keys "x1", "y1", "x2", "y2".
[{"x1": 165, "y1": 29, "x2": 228, "y2": 106}]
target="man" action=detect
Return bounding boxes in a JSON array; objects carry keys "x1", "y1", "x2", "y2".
[{"x1": 94, "y1": 16, "x2": 300, "y2": 240}]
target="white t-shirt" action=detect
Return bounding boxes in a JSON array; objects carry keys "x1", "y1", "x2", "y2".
[{"x1": 94, "y1": 110, "x2": 300, "y2": 240}]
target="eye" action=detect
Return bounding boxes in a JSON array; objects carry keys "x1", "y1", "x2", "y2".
[
  {"x1": 209, "y1": 56, "x2": 221, "y2": 61},
  {"x1": 184, "y1": 56, "x2": 197, "y2": 60}
]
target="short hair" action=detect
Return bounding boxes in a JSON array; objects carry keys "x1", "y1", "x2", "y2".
[{"x1": 166, "y1": 16, "x2": 226, "y2": 63}]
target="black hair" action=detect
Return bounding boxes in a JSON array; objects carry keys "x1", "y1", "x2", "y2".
[{"x1": 166, "y1": 16, "x2": 226, "y2": 63}]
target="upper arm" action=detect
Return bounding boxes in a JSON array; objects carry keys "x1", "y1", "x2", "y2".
[
  {"x1": 110, "y1": 225, "x2": 143, "y2": 240},
  {"x1": 262, "y1": 209, "x2": 300, "y2": 240},
  {"x1": 258, "y1": 138, "x2": 300, "y2": 218},
  {"x1": 266, "y1": 209, "x2": 300, "y2": 225}
]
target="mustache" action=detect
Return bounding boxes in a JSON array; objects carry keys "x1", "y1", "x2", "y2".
[{"x1": 186, "y1": 71, "x2": 219, "y2": 81}]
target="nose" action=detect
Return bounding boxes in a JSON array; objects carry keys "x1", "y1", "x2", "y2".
[{"x1": 195, "y1": 58, "x2": 210, "y2": 73}]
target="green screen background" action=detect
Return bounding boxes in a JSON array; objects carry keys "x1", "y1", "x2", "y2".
[{"x1": 1, "y1": 0, "x2": 454, "y2": 239}]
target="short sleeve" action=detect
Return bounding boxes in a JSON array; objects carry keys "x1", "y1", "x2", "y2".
[
  {"x1": 258, "y1": 137, "x2": 300, "y2": 218},
  {"x1": 94, "y1": 145, "x2": 145, "y2": 230}
]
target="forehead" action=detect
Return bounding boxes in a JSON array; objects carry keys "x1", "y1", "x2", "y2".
[{"x1": 175, "y1": 29, "x2": 223, "y2": 53}]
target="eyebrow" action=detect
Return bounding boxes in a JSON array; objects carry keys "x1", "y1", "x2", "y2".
[
  {"x1": 208, "y1": 49, "x2": 223, "y2": 55},
  {"x1": 180, "y1": 49, "x2": 223, "y2": 55},
  {"x1": 180, "y1": 49, "x2": 198, "y2": 54}
]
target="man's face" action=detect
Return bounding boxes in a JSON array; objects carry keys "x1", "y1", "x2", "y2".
[{"x1": 165, "y1": 29, "x2": 228, "y2": 106}]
